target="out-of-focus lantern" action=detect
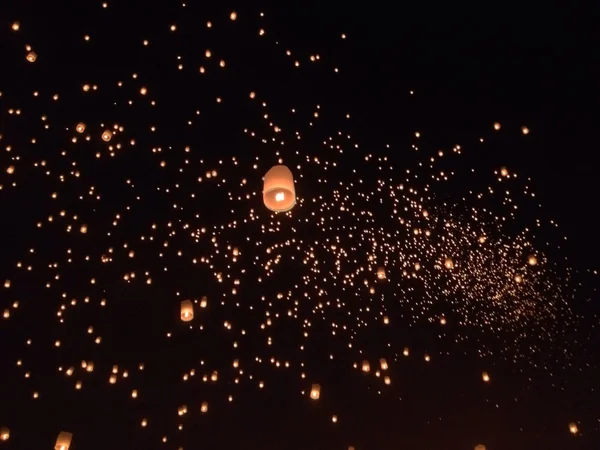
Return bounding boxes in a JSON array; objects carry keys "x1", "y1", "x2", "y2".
[
  {"x1": 263, "y1": 165, "x2": 296, "y2": 212},
  {"x1": 76, "y1": 123, "x2": 86, "y2": 133},
  {"x1": 528, "y1": 255, "x2": 538, "y2": 266},
  {"x1": 383, "y1": 315, "x2": 390, "y2": 325},
  {"x1": 101, "y1": 130, "x2": 112, "y2": 142},
  {"x1": 200, "y1": 296, "x2": 208, "y2": 308},
  {"x1": 379, "y1": 358, "x2": 388, "y2": 370},
  {"x1": 377, "y1": 267, "x2": 386, "y2": 280},
  {"x1": 474, "y1": 445, "x2": 486, "y2": 450},
  {"x1": 180, "y1": 300, "x2": 193, "y2": 322},
  {"x1": 569, "y1": 422, "x2": 578, "y2": 435},
  {"x1": 444, "y1": 257, "x2": 454, "y2": 269},
  {"x1": 361, "y1": 361, "x2": 370, "y2": 373},
  {"x1": 310, "y1": 384, "x2": 321, "y2": 400},
  {"x1": 26, "y1": 51, "x2": 37, "y2": 62},
  {"x1": 201, "y1": 401, "x2": 208, "y2": 413},
  {"x1": 384, "y1": 376, "x2": 391, "y2": 385},
  {"x1": 55, "y1": 431, "x2": 73, "y2": 450},
  {"x1": 482, "y1": 372, "x2": 490, "y2": 382},
  {"x1": 0, "y1": 427, "x2": 9, "y2": 441}
]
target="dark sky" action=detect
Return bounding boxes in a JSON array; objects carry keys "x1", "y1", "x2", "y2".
[{"x1": 0, "y1": 2, "x2": 598, "y2": 450}]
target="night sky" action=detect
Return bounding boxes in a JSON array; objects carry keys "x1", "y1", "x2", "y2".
[{"x1": 0, "y1": 2, "x2": 599, "y2": 449}]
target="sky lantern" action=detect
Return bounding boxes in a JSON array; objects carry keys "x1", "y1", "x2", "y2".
[
  {"x1": 76, "y1": 123, "x2": 86, "y2": 133},
  {"x1": 482, "y1": 372, "x2": 490, "y2": 382},
  {"x1": 55, "y1": 431, "x2": 73, "y2": 450},
  {"x1": 180, "y1": 300, "x2": 193, "y2": 321},
  {"x1": 444, "y1": 257, "x2": 454, "y2": 269},
  {"x1": 384, "y1": 376, "x2": 391, "y2": 385},
  {"x1": 403, "y1": 347, "x2": 409, "y2": 356},
  {"x1": 101, "y1": 130, "x2": 113, "y2": 142},
  {"x1": 200, "y1": 296, "x2": 208, "y2": 308},
  {"x1": 569, "y1": 422, "x2": 578, "y2": 435},
  {"x1": 379, "y1": 358, "x2": 388, "y2": 370},
  {"x1": 26, "y1": 51, "x2": 37, "y2": 62},
  {"x1": 474, "y1": 445, "x2": 486, "y2": 450},
  {"x1": 263, "y1": 165, "x2": 296, "y2": 212},
  {"x1": 377, "y1": 267, "x2": 386, "y2": 280},
  {"x1": 0, "y1": 427, "x2": 9, "y2": 441},
  {"x1": 361, "y1": 361, "x2": 370, "y2": 372},
  {"x1": 528, "y1": 255, "x2": 538, "y2": 266},
  {"x1": 310, "y1": 384, "x2": 321, "y2": 399},
  {"x1": 201, "y1": 402, "x2": 208, "y2": 413}
]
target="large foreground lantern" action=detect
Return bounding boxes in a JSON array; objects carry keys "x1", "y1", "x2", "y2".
[
  {"x1": 263, "y1": 165, "x2": 296, "y2": 212},
  {"x1": 180, "y1": 300, "x2": 194, "y2": 322},
  {"x1": 0, "y1": 427, "x2": 9, "y2": 441},
  {"x1": 55, "y1": 431, "x2": 73, "y2": 450}
]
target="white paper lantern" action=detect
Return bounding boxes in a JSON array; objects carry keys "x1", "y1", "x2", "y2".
[
  {"x1": 263, "y1": 165, "x2": 296, "y2": 212},
  {"x1": 180, "y1": 299, "x2": 193, "y2": 322}
]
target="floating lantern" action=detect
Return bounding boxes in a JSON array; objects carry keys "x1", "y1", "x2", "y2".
[
  {"x1": 482, "y1": 372, "x2": 490, "y2": 382},
  {"x1": 361, "y1": 361, "x2": 370, "y2": 373},
  {"x1": 0, "y1": 427, "x2": 9, "y2": 441},
  {"x1": 310, "y1": 384, "x2": 321, "y2": 400},
  {"x1": 379, "y1": 358, "x2": 388, "y2": 370},
  {"x1": 200, "y1": 296, "x2": 208, "y2": 308},
  {"x1": 201, "y1": 401, "x2": 208, "y2": 413},
  {"x1": 384, "y1": 376, "x2": 391, "y2": 385},
  {"x1": 493, "y1": 122, "x2": 501, "y2": 130},
  {"x1": 444, "y1": 257, "x2": 454, "y2": 269},
  {"x1": 180, "y1": 299, "x2": 193, "y2": 322},
  {"x1": 569, "y1": 422, "x2": 578, "y2": 435},
  {"x1": 263, "y1": 165, "x2": 296, "y2": 212},
  {"x1": 403, "y1": 347, "x2": 409, "y2": 356},
  {"x1": 377, "y1": 267, "x2": 386, "y2": 280},
  {"x1": 101, "y1": 130, "x2": 112, "y2": 142},
  {"x1": 474, "y1": 445, "x2": 486, "y2": 450},
  {"x1": 26, "y1": 51, "x2": 37, "y2": 62},
  {"x1": 383, "y1": 315, "x2": 390, "y2": 325},
  {"x1": 55, "y1": 431, "x2": 73, "y2": 450},
  {"x1": 76, "y1": 123, "x2": 86, "y2": 133},
  {"x1": 528, "y1": 255, "x2": 537, "y2": 266}
]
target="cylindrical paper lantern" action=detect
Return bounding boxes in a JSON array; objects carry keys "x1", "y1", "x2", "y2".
[
  {"x1": 180, "y1": 300, "x2": 193, "y2": 322},
  {"x1": 263, "y1": 165, "x2": 296, "y2": 212},
  {"x1": 55, "y1": 431, "x2": 73, "y2": 450},
  {"x1": 310, "y1": 384, "x2": 321, "y2": 400}
]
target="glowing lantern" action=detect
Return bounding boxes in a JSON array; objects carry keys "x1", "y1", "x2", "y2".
[
  {"x1": 55, "y1": 431, "x2": 73, "y2": 450},
  {"x1": 569, "y1": 422, "x2": 578, "y2": 435},
  {"x1": 403, "y1": 347, "x2": 409, "y2": 356},
  {"x1": 200, "y1": 296, "x2": 208, "y2": 308},
  {"x1": 474, "y1": 445, "x2": 486, "y2": 450},
  {"x1": 180, "y1": 300, "x2": 193, "y2": 322},
  {"x1": 101, "y1": 130, "x2": 112, "y2": 142},
  {"x1": 0, "y1": 427, "x2": 9, "y2": 441},
  {"x1": 361, "y1": 361, "x2": 370, "y2": 373},
  {"x1": 26, "y1": 51, "x2": 37, "y2": 62},
  {"x1": 201, "y1": 401, "x2": 208, "y2": 413},
  {"x1": 514, "y1": 274, "x2": 523, "y2": 283},
  {"x1": 528, "y1": 255, "x2": 537, "y2": 266},
  {"x1": 377, "y1": 267, "x2": 386, "y2": 279},
  {"x1": 76, "y1": 123, "x2": 86, "y2": 133},
  {"x1": 482, "y1": 372, "x2": 490, "y2": 382},
  {"x1": 383, "y1": 315, "x2": 390, "y2": 325},
  {"x1": 310, "y1": 384, "x2": 321, "y2": 400},
  {"x1": 263, "y1": 165, "x2": 296, "y2": 212},
  {"x1": 384, "y1": 376, "x2": 391, "y2": 385},
  {"x1": 440, "y1": 316, "x2": 447, "y2": 325},
  {"x1": 379, "y1": 358, "x2": 388, "y2": 370},
  {"x1": 521, "y1": 126, "x2": 530, "y2": 135},
  {"x1": 444, "y1": 258, "x2": 454, "y2": 269},
  {"x1": 493, "y1": 122, "x2": 501, "y2": 130}
]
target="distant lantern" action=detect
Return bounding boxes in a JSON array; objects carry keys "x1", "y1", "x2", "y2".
[
  {"x1": 377, "y1": 267, "x2": 386, "y2": 280},
  {"x1": 0, "y1": 427, "x2": 9, "y2": 441},
  {"x1": 500, "y1": 167, "x2": 509, "y2": 177},
  {"x1": 383, "y1": 315, "x2": 390, "y2": 325},
  {"x1": 180, "y1": 300, "x2": 193, "y2": 322},
  {"x1": 493, "y1": 122, "x2": 501, "y2": 130},
  {"x1": 514, "y1": 274, "x2": 523, "y2": 283},
  {"x1": 55, "y1": 431, "x2": 73, "y2": 450},
  {"x1": 482, "y1": 372, "x2": 490, "y2": 382},
  {"x1": 201, "y1": 401, "x2": 208, "y2": 413},
  {"x1": 444, "y1": 258, "x2": 454, "y2": 269},
  {"x1": 403, "y1": 347, "x2": 409, "y2": 356},
  {"x1": 440, "y1": 316, "x2": 447, "y2": 325},
  {"x1": 263, "y1": 165, "x2": 296, "y2": 212},
  {"x1": 521, "y1": 126, "x2": 530, "y2": 135},
  {"x1": 569, "y1": 422, "x2": 578, "y2": 435},
  {"x1": 379, "y1": 358, "x2": 388, "y2": 370},
  {"x1": 200, "y1": 296, "x2": 208, "y2": 308},
  {"x1": 361, "y1": 361, "x2": 370, "y2": 373},
  {"x1": 76, "y1": 123, "x2": 86, "y2": 133},
  {"x1": 474, "y1": 445, "x2": 486, "y2": 450},
  {"x1": 26, "y1": 51, "x2": 37, "y2": 62},
  {"x1": 528, "y1": 255, "x2": 538, "y2": 266},
  {"x1": 310, "y1": 384, "x2": 321, "y2": 400},
  {"x1": 101, "y1": 130, "x2": 112, "y2": 142},
  {"x1": 384, "y1": 376, "x2": 391, "y2": 385}
]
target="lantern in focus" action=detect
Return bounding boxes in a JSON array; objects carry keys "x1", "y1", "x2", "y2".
[
  {"x1": 310, "y1": 384, "x2": 321, "y2": 400},
  {"x1": 55, "y1": 431, "x2": 73, "y2": 450},
  {"x1": 569, "y1": 422, "x2": 578, "y2": 435},
  {"x1": 26, "y1": 51, "x2": 37, "y2": 62},
  {"x1": 0, "y1": 427, "x2": 9, "y2": 441},
  {"x1": 76, "y1": 123, "x2": 86, "y2": 133},
  {"x1": 377, "y1": 267, "x2": 386, "y2": 280},
  {"x1": 180, "y1": 300, "x2": 193, "y2": 322},
  {"x1": 263, "y1": 165, "x2": 296, "y2": 212},
  {"x1": 101, "y1": 130, "x2": 112, "y2": 142}
]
